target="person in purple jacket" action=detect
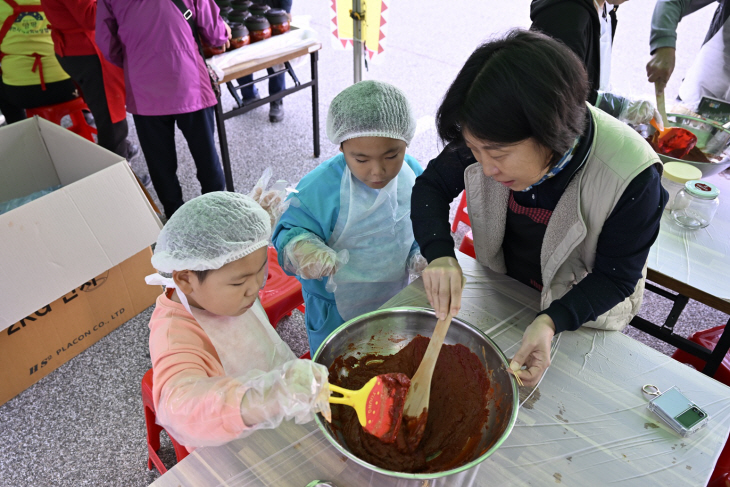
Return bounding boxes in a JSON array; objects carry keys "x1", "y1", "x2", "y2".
[{"x1": 96, "y1": 0, "x2": 231, "y2": 219}]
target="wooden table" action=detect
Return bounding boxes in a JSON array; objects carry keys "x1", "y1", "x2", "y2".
[
  {"x1": 631, "y1": 172, "x2": 730, "y2": 377},
  {"x1": 152, "y1": 252, "x2": 730, "y2": 487},
  {"x1": 212, "y1": 38, "x2": 322, "y2": 191}
]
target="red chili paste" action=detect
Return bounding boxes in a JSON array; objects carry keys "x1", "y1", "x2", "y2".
[{"x1": 328, "y1": 335, "x2": 491, "y2": 473}]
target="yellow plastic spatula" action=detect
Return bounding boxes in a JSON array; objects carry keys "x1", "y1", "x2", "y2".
[{"x1": 329, "y1": 373, "x2": 411, "y2": 443}]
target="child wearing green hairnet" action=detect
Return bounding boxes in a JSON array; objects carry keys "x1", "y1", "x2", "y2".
[
  {"x1": 145, "y1": 191, "x2": 330, "y2": 451},
  {"x1": 273, "y1": 80, "x2": 427, "y2": 355}
]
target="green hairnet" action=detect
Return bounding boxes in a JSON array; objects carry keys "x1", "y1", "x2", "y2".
[{"x1": 326, "y1": 80, "x2": 416, "y2": 145}]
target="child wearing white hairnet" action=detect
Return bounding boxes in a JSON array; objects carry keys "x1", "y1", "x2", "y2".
[
  {"x1": 273, "y1": 80, "x2": 426, "y2": 355},
  {"x1": 145, "y1": 192, "x2": 330, "y2": 451}
]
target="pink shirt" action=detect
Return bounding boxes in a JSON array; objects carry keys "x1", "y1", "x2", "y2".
[{"x1": 148, "y1": 291, "x2": 249, "y2": 451}]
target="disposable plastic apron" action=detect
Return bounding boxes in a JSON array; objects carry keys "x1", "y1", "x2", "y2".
[
  {"x1": 327, "y1": 164, "x2": 416, "y2": 321},
  {"x1": 679, "y1": 19, "x2": 730, "y2": 108},
  {"x1": 145, "y1": 274, "x2": 295, "y2": 377}
]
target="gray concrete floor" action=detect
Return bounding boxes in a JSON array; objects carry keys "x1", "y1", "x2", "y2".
[{"x1": 1, "y1": 1, "x2": 728, "y2": 486}]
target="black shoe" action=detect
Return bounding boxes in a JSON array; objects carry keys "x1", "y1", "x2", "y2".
[
  {"x1": 83, "y1": 110, "x2": 97, "y2": 128},
  {"x1": 269, "y1": 100, "x2": 284, "y2": 123},
  {"x1": 242, "y1": 93, "x2": 261, "y2": 106},
  {"x1": 134, "y1": 171, "x2": 152, "y2": 188},
  {"x1": 126, "y1": 142, "x2": 140, "y2": 161}
]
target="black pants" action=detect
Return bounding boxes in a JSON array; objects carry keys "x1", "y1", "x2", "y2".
[
  {"x1": 133, "y1": 106, "x2": 225, "y2": 219},
  {"x1": 0, "y1": 78, "x2": 78, "y2": 124},
  {"x1": 57, "y1": 54, "x2": 131, "y2": 159}
]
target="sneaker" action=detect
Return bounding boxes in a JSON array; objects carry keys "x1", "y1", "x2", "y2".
[
  {"x1": 126, "y1": 142, "x2": 140, "y2": 161},
  {"x1": 242, "y1": 93, "x2": 261, "y2": 106},
  {"x1": 133, "y1": 170, "x2": 152, "y2": 188},
  {"x1": 269, "y1": 100, "x2": 284, "y2": 123},
  {"x1": 83, "y1": 110, "x2": 96, "y2": 128}
]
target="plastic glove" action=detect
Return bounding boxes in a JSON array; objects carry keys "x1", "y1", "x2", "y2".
[
  {"x1": 240, "y1": 359, "x2": 331, "y2": 429},
  {"x1": 596, "y1": 91, "x2": 663, "y2": 131},
  {"x1": 407, "y1": 248, "x2": 428, "y2": 276},
  {"x1": 282, "y1": 233, "x2": 349, "y2": 280},
  {"x1": 249, "y1": 167, "x2": 293, "y2": 228},
  {"x1": 156, "y1": 359, "x2": 330, "y2": 448}
]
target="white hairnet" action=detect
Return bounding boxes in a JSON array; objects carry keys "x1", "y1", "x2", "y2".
[
  {"x1": 151, "y1": 192, "x2": 271, "y2": 273},
  {"x1": 326, "y1": 80, "x2": 416, "y2": 145}
]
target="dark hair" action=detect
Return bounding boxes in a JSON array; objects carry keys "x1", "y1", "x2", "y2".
[
  {"x1": 192, "y1": 269, "x2": 211, "y2": 283},
  {"x1": 436, "y1": 29, "x2": 589, "y2": 167}
]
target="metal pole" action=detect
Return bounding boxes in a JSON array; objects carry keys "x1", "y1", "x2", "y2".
[{"x1": 352, "y1": 0, "x2": 363, "y2": 83}]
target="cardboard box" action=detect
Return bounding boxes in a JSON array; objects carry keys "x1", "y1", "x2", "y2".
[
  {"x1": 0, "y1": 117, "x2": 163, "y2": 404},
  {"x1": 0, "y1": 248, "x2": 161, "y2": 405}
]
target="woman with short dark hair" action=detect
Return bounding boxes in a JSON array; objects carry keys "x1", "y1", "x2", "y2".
[{"x1": 411, "y1": 29, "x2": 667, "y2": 387}]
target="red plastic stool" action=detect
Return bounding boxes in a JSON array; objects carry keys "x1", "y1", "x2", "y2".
[
  {"x1": 708, "y1": 440, "x2": 730, "y2": 485},
  {"x1": 671, "y1": 325, "x2": 730, "y2": 386},
  {"x1": 141, "y1": 369, "x2": 189, "y2": 474},
  {"x1": 451, "y1": 191, "x2": 471, "y2": 232},
  {"x1": 671, "y1": 326, "x2": 730, "y2": 485},
  {"x1": 459, "y1": 230, "x2": 475, "y2": 258},
  {"x1": 26, "y1": 97, "x2": 97, "y2": 143},
  {"x1": 259, "y1": 247, "x2": 305, "y2": 328},
  {"x1": 708, "y1": 472, "x2": 730, "y2": 487}
]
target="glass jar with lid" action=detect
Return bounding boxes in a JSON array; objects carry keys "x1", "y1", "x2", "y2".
[
  {"x1": 671, "y1": 180, "x2": 720, "y2": 229},
  {"x1": 661, "y1": 162, "x2": 702, "y2": 211},
  {"x1": 244, "y1": 15, "x2": 271, "y2": 42},
  {"x1": 265, "y1": 8, "x2": 290, "y2": 35},
  {"x1": 229, "y1": 23, "x2": 250, "y2": 49},
  {"x1": 249, "y1": 3, "x2": 270, "y2": 16}
]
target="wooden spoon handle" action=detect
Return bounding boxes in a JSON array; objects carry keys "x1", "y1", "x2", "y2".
[
  {"x1": 655, "y1": 84, "x2": 668, "y2": 129},
  {"x1": 403, "y1": 312, "x2": 453, "y2": 416}
]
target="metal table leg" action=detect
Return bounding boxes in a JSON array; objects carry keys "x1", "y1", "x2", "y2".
[
  {"x1": 311, "y1": 50, "x2": 320, "y2": 158},
  {"x1": 214, "y1": 96, "x2": 235, "y2": 191}
]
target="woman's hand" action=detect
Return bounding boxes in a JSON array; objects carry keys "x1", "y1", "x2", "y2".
[
  {"x1": 646, "y1": 47, "x2": 676, "y2": 93},
  {"x1": 224, "y1": 22, "x2": 232, "y2": 50},
  {"x1": 422, "y1": 257, "x2": 463, "y2": 320},
  {"x1": 510, "y1": 314, "x2": 556, "y2": 387}
]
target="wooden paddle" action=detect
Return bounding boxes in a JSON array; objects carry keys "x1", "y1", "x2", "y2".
[{"x1": 401, "y1": 311, "x2": 453, "y2": 450}]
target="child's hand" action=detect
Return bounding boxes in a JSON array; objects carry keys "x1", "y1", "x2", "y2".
[
  {"x1": 282, "y1": 234, "x2": 349, "y2": 280},
  {"x1": 249, "y1": 167, "x2": 292, "y2": 228}
]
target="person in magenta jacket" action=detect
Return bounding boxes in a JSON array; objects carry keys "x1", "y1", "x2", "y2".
[{"x1": 96, "y1": 0, "x2": 230, "y2": 219}]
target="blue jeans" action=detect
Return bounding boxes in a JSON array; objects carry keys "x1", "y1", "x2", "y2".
[{"x1": 237, "y1": 68, "x2": 286, "y2": 101}]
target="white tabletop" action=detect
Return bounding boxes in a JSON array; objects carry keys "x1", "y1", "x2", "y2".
[
  {"x1": 152, "y1": 252, "x2": 730, "y2": 487},
  {"x1": 649, "y1": 172, "x2": 730, "y2": 303}
]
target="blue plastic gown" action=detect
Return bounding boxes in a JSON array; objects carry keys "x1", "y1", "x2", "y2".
[{"x1": 273, "y1": 153, "x2": 423, "y2": 355}]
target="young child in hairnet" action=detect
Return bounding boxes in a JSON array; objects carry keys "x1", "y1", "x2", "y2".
[
  {"x1": 145, "y1": 191, "x2": 330, "y2": 451},
  {"x1": 273, "y1": 80, "x2": 426, "y2": 355}
]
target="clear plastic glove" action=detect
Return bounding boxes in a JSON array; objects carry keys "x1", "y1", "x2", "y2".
[
  {"x1": 407, "y1": 248, "x2": 428, "y2": 276},
  {"x1": 596, "y1": 91, "x2": 664, "y2": 131},
  {"x1": 422, "y1": 256, "x2": 464, "y2": 320},
  {"x1": 248, "y1": 167, "x2": 292, "y2": 229},
  {"x1": 509, "y1": 314, "x2": 555, "y2": 388},
  {"x1": 156, "y1": 359, "x2": 330, "y2": 448},
  {"x1": 282, "y1": 233, "x2": 349, "y2": 280},
  {"x1": 240, "y1": 359, "x2": 331, "y2": 429}
]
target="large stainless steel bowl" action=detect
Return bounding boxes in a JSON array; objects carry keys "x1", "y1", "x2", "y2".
[
  {"x1": 312, "y1": 307, "x2": 519, "y2": 480},
  {"x1": 648, "y1": 113, "x2": 730, "y2": 177}
]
